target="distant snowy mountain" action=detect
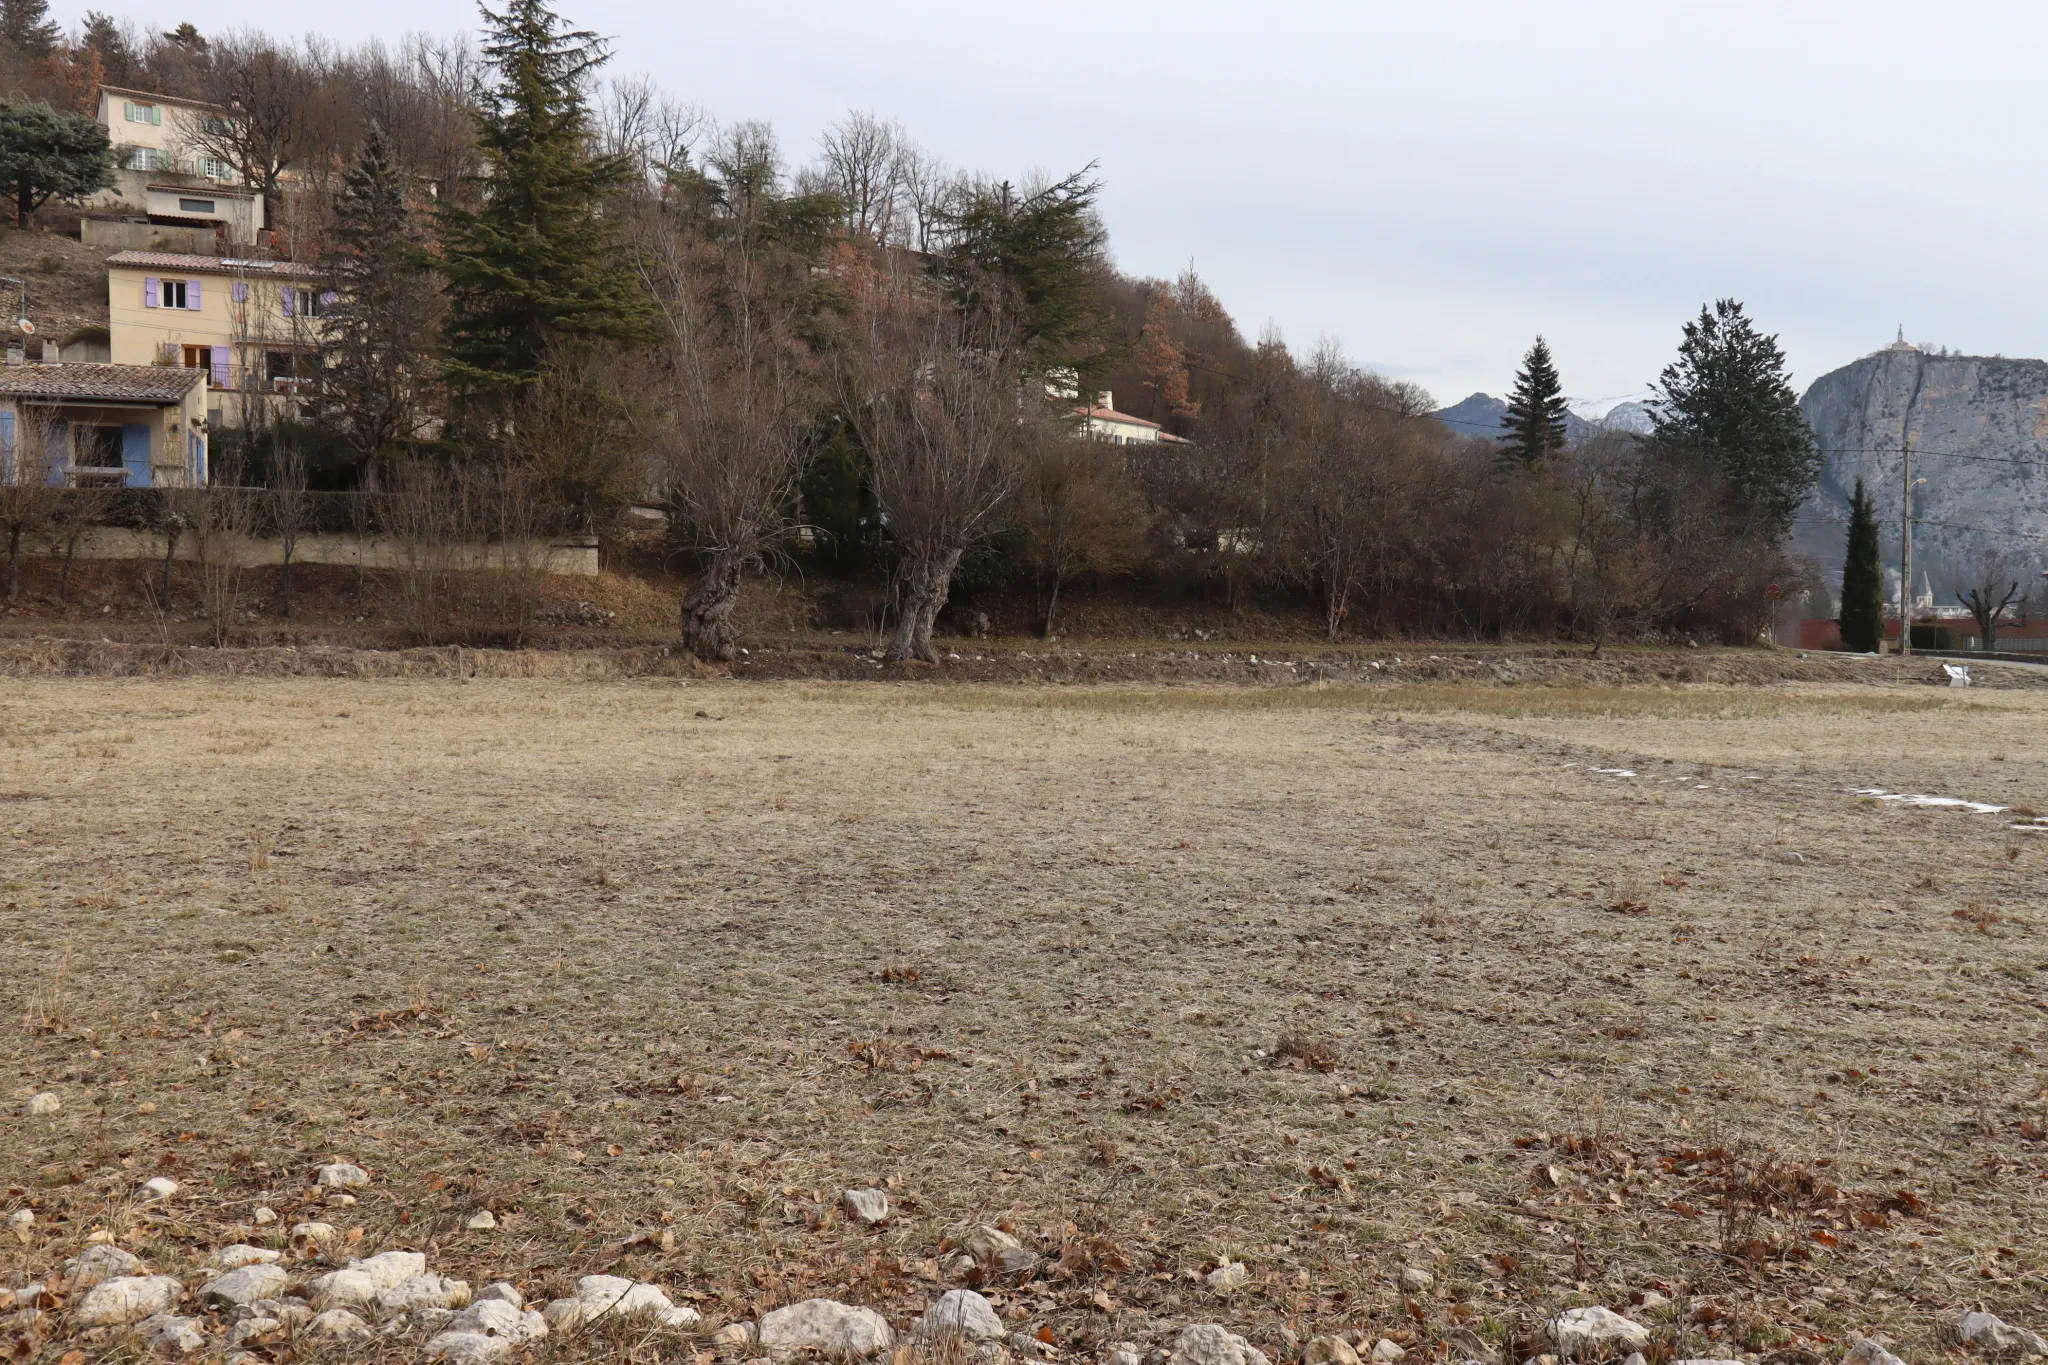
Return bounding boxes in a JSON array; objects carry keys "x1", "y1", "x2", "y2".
[
  {"x1": 1596, "y1": 400, "x2": 1657, "y2": 434},
  {"x1": 1429, "y1": 393, "x2": 1593, "y2": 443}
]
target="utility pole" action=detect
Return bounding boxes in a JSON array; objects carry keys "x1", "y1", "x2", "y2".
[{"x1": 1899, "y1": 442, "x2": 1914, "y2": 656}]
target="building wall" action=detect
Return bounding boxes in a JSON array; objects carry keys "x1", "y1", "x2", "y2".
[
  {"x1": 0, "y1": 389, "x2": 207, "y2": 488},
  {"x1": 91, "y1": 89, "x2": 256, "y2": 228},
  {"x1": 107, "y1": 265, "x2": 328, "y2": 427}
]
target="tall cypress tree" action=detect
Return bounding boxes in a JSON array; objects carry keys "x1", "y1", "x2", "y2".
[
  {"x1": 436, "y1": 0, "x2": 653, "y2": 396},
  {"x1": 317, "y1": 125, "x2": 438, "y2": 488},
  {"x1": 1498, "y1": 335, "x2": 1570, "y2": 468},
  {"x1": 1650, "y1": 299, "x2": 1820, "y2": 536},
  {"x1": 1837, "y1": 476, "x2": 1882, "y2": 652}
]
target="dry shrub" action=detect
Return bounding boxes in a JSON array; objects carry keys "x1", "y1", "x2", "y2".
[
  {"x1": 385, "y1": 457, "x2": 556, "y2": 646},
  {"x1": 1276, "y1": 1030, "x2": 1341, "y2": 1072}
]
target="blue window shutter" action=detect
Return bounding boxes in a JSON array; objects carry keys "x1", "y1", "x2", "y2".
[
  {"x1": 210, "y1": 346, "x2": 230, "y2": 388},
  {"x1": 144, "y1": 276, "x2": 159, "y2": 308},
  {"x1": 0, "y1": 411, "x2": 13, "y2": 482},
  {"x1": 43, "y1": 420, "x2": 67, "y2": 486},
  {"x1": 122, "y1": 424, "x2": 152, "y2": 488},
  {"x1": 188, "y1": 279, "x2": 202, "y2": 310}
]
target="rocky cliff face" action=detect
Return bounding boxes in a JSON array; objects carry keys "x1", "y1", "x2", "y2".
[{"x1": 1797, "y1": 343, "x2": 2048, "y2": 601}]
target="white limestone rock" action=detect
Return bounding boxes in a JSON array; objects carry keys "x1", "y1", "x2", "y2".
[
  {"x1": 26, "y1": 1092, "x2": 59, "y2": 1117},
  {"x1": 714, "y1": 1322, "x2": 760, "y2": 1348},
  {"x1": 758, "y1": 1298, "x2": 896, "y2": 1358},
  {"x1": 1845, "y1": 1341, "x2": 1907, "y2": 1365},
  {"x1": 376, "y1": 1274, "x2": 472, "y2": 1315},
  {"x1": 210, "y1": 1244, "x2": 284, "y2": 1270},
  {"x1": 1207, "y1": 1261, "x2": 1249, "y2": 1293},
  {"x1": 1372, "y1": 1342, "x2": 1406, "y2": 1364},
  {"x1": 466, "y1": 1209, "x2": 497, "y2": 1230},
  {"x1": 1173, "y1": 1324, "x2": 1273, "y2": 1365},
  {"x1": 917, "y1": 1289, "x2": 1004, "y2": 1340},
  {"x1": 64, "y1": 1243, "x2": 144, "y2": 1289},
  {"x1": 288, "y1": 1221, "x2": 338, "y2": 1253},
  {"x1": 473, "y1": 1282, "x2": 525, "y2": 1308},
  {"x1": 316, "y1": 1161, "x2": 371, "y2": 1189},
  {"x1": 201, "y1": 1263, "x2": 290, "y2": 1308},
  {"x1": 138, "y1": 1313, "x2": 208, "y2": 1356},
  {"x1": 307, "y1": 1268, "x2": 379, "y2": 1310},
  {"x1": 306, "y1": 1308, "x2": 373, "y2": 1339},
  {"x1": 1306, "y1": 1336, "x2": 1363, "y2": 1365},
  {"x1": 349, "y1": 1249, "x2": 427, "y2": 1289},
  {"x1": 227, "y1": 1316, "x2": 283, "y2": 1347},
  {"x1": 843, "y1": 1188, "x2": 890, "y2": 1224},
  {"x1": 1960, "y1": 1312, "x2": 2048, "y2": 1357},
  {"x1": 251, "y1": 1206, "x2": 277, "y2": 1226},
  {"x1": 140, "y1": 1176, "x2": 179, "y2": 1201},
  {"x1": 427, "y1": 1298, "x2": 551, "y2": 1358},
  {"x1": 75, "y1": 1275, "x2": 184, "y2": 1325},
  {"x1": 1549, "y1": 1308, "x2": 1649, "y2": 1357}
]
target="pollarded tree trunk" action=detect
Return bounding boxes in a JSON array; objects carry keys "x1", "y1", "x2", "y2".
[
  {"x1": 886, "y1": 546, "x2": 962, "y2": 663},
  {"x1": 680, "y1": 546, "x2": 747, "y2": 662}
]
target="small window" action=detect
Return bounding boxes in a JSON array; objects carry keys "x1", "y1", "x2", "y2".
[
  {"x1": 196, "y1": 156, "x2": 233, "y2": 181},
  {"x1": 125, "y1": 147, "x2": 161, "y2": 172},
  {"x1": 161, "y1": 280, "x2": 188, "y2": 309},
  {"x1": 293, "y1": 289, "x2": 332, "y2": 319},
  {"x1": 75, "y1": 426, "x2": 124, "y2": 468},
  {"x1": 124, "y1": 101, "x2": 161, "y2": 125},
  {"x1": 178, "y1": 198, "x2": 216, "y2": 215}
]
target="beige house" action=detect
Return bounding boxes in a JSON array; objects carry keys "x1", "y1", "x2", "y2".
[
  {"x1": 0, "y1": 362, "x2": 208, "y2": 487},
  {"x1": 1077, "y1": 391, "x2": 1192, "y2": 446},
  {"x1": 105, "y1": 251, "x2": 332, "y2": 429},
  {"x1": 90, "y1": 85, "x2": 265, "y2": 241}
]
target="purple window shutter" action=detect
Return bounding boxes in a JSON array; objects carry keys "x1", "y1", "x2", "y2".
[
  {"x1": 210, "y1": 345, "x2": 229, "y2": 388},
  {"x1": 320, "y1": 291, "x2": 337, "y2": 311},
  {"x1": 280, "y1": 286, "x2": 294, "y2": 317},
  {"x1": 231, "y1": 281, "x2": 248, "y2": 303},
  {"x1": 144, "y1": 276, "x2": 159, "y2": 308},
  {"x1": 187, "y1": 279, "x2": 201, "y2": 310}
]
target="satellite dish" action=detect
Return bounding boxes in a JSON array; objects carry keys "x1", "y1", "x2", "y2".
[{"x1": 17, "y1": 319, "x2": 33, "y2": 335}]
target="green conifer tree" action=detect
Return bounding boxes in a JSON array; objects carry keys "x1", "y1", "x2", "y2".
[
  {"x1": 0, "y1": 0, "x2": 61, "y2": 58},
  {"x1": 0, "y1": 100, "x2": 115, "y2": 229},
  {"x1": 1650, "y1": 299, "x2": 1820, "y2": 535},
  {"x1": 317, "y1": 125, "x2": 438, "y2": 488},
  {"x1": 1498, "y1": 335, "x2": 1570, "y2": 468},
  {"x1": 436, "y1": 0, "x2": 653, "y2": 396},
  {"x1": 1837, "y1": 476, "x2": 1883, "y2": 652}
]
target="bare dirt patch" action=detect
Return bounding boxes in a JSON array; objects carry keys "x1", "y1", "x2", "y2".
[{"x1": 2, "y1": 679, "x2": 2044, "y2": 1363}]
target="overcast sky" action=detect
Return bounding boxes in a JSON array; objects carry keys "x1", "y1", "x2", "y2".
[{"x1": 88, "y1": 0, "x2": 2048, "y2": 412}]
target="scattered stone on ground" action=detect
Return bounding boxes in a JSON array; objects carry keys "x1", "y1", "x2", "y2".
[
  {"x1": 75, "y1": 1274, "x2": 184, "y2": 1325},
  {"x1": 1549, "y1": 1307, "x2": 1650, "y2": 1357},
  {"x1": 843, "y1": 1187, "x2": 890, "y2": 1224},
  {"x1": 1174, "y1": 1323, "x2": 1274, "y2": 1365},
  {"x1": 758, "y1": 1298, "x2": 896, "y2": 1358},
  {"x1": 542, "y1": 1274, "x2": 699, "y2": 1331},
  {"x1": 1207, "y1": 1260, "x2": 1250, "y2": 1293},
  {"x1": 5, "y1": 1209, "x2": 29, "y2": 1244},
  {"x1": 1846, "y1": 1340, "x2": 1908, "y2": 1365},
  {"x1": 250, "y1": 1206, "x2": 276, "y2": 1225},
  {"x1": 1372, "y1": 1340, "x2": 1405, "y2": 1363},
  {"x1": 1306, "y1": 1335, "x2": 1363, "y2": 1365},
  {"x1": 1959, "y1": 1312, "x2": 2048, "y2": 1356},
  {"x1": 376, "y1": 1274, "x2": 472, "y2": 1315},
  {"x1": 918, "y1": 1289, "x2": 1005, "y2": 1340},
  {"x1": 63, "y1": 1243, "x2": 143, "y2": 1288},
  {"x1": 139, "y1": 1176, "x2": 179, "y2": 1201},
  {"x1": 465, "y1": 1208, "x2": 498, "y2": 1230},
  {"x1": 427, "y1": 1296, "x2": 550, "y2": 1361},
  {"x1": 139, "y1": 1312, "x2": 208, "y2": 1355},
  {"x1": 714, "y1": 1322, "x2": 758, "y2": 1348},
  {"x1": 1399, "y1": 1267, "x2": 1435, "y2": 1293},
  {"x1": 315, "y1": 1161, "x2": 371, "y2": 1189},
  {"x1": 306, "y1": 1307, "x2": 374, "y2": 1339},
  {"x1": 288, "y1": 1220, "x2": 338, "y2": 1251},
  {"x1": 200, "y1": 1262, "x2": 290, "y2": 1308},
  {"x1": 209, "y1": 1244, "x2": 284, "y2": 1270},
  {"x1": 26, "y1": 1091, "x2": 59, "y2": 1117}
]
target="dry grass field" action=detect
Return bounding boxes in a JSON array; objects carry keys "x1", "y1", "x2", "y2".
[{"x1": 3, "y1": 676, "x2": 2046, "y2": 1364}]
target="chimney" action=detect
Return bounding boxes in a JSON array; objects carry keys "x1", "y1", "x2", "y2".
[
  {"x1": 5, "y1": 341, "x2": 21, "y2": 367},
  {"x1": 39, "y1": 340, "x2": 57, "y2": 365},
  {"x1": 1098, "y1": 390, "x2": 1113, "y2": 411}
]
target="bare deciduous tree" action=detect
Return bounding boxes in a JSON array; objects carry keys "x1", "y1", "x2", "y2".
[
  {"x1": 0, "y1": 406, "x2": 60, "y2": 600},
  {"x1": 1020, "y1": 426, "x2": 1142, "y2": 637},
  {"x1": 814, "y1": 110, "x2": 905, "y2": 244},
  {"x1": 1956, "y1": 550, "x2": 2025, "y2": 650},
  {"x1": 268, "y1": 439, "x2": 309, "y2": 618},
  {"x1": 181, "y1": 32, "x2": 333, "y2": 202},
  {"x1": 850, "y1": 301, "x2": 1025, "y2": 663}
]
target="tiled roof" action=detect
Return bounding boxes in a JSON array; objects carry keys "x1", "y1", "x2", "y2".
[
  {"x1": 0, "y1": 363, "x2": 202, "y2": 403},
  {"x1": 1079, "y1": 404, "x2": 1163, "y2": 430},
  {"x1": 147, "y1": 182, "x2": 258, "y2": 199},
  {"x1": 98, "y1": 83, "x2": 231, "y2": 114},
  {"x1": 105, "y1": 251, "x2": 324, "y2": 279}
]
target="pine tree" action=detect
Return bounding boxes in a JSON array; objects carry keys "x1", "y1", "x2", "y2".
[
  {"x1": 1837, "y1": 476, "x2": 1882, "y2": 652},
  {"x1": 317, "y1": 125, "x2": 438, "y2": 488},
  {"x1": 0, "y1": 101, "x2": 115, "y2": 229},
  {"x1": 1650, "y1": 299, "x2": 1820, "y2": 535},
  {"x1": 436, "y1": 0, "x2": 653, "y2": 395},
  {"x1": 1498, "y1": 335, "x2": 1570, "y2": 468},
  {"x1": 935, "y1": 167, "x2": 1108, "y2": 384},
  {"x1": 0, "y1": 0, "x2": 60, "y2": 58}
]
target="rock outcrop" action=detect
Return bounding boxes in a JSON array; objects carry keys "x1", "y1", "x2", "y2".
[{"x1": 1797, "y1": 339, "x2": 2048, "y2": 593}]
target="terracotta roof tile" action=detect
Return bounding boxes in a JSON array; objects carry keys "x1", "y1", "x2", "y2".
[
  {"x1": 105, "y1": 251, "x2": 324, "y2": 279},
  {"x1": 0, "y1": 363, "x2": 202, "y2": 403}
]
